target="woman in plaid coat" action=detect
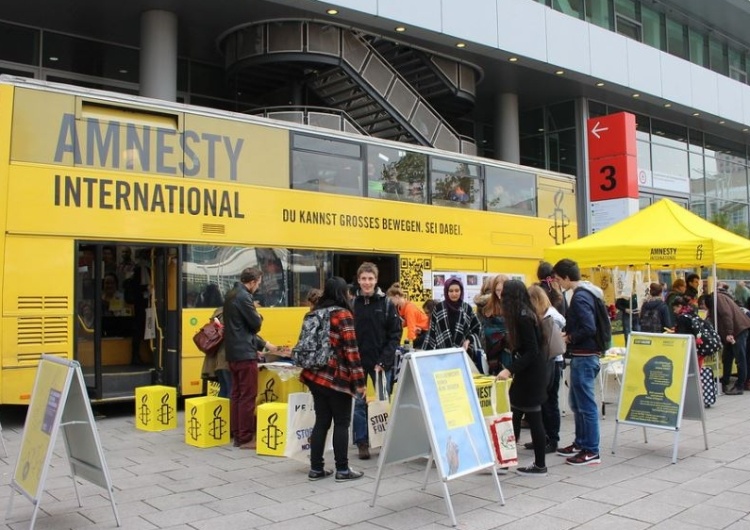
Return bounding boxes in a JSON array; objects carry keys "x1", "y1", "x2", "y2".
[{"x1": 423, "y1": 277, "x2": 482, "y2": 359}]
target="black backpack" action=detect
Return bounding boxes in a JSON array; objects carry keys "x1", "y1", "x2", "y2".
[
  {"x1": 639, "y1": 303, "x2": 664, "y2": 333},
  {"x1": 575, "y1": 288, "x2": 612, "y2": 353}
]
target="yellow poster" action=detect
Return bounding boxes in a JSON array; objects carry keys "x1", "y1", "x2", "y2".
[
  {"x1": 618, "y1": 334, "x2": 690, "y2": 429},
  {"x1": 434, "y1": 369, "x2": 474, "y2": 429},
  {"x1": 14, "y1": 358, "x2": 72, "y2": 497}
]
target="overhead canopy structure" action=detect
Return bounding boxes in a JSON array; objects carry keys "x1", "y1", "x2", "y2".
[{"x1": 544, "y1": 199, "x2": 750, "y2": 270}]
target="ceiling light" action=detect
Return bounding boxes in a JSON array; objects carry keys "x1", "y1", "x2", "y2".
[
  {"x1": 632, "y1": 93, "x2": 640, "y2": 98},
  {"x1": 119, "y1": 69, "x2": 128, "y2": 74},
  {"x1": 395, "y1": 26, "x2": 406, "y2": 32},
  {"x1": 692, "y1": 112, "x2": 700, "y2": 116},
  {"x1": 596, "y1": 81, "x2": 605, "y2": 87},
  {"x1": 537, "y1": 128, "x2": 544, "y2": 132},
  {"x1": 744, "y1": 128, "x2": 749, "y2": 132},
  {"x1": 326, "y1": 8, "x2": 338, "y2": 15},
  {"x1": 555, "y1": 70, "x2": 564, "y2": 75},
  {"x1": 49, "y1": 56, "x2": 59, "y2": 62},
  {"x1": 664, "y1": 103, "x2": 672, "y2": 108},
  {"x1": 456, "y1": 42, "x2": 466, "y2": 48},
  {"x1": 718, "y1": 120, "x2": 725, "y2": 124},
  {"x1": 509, "y1": 57, "x2": 518, "y2": 62}
]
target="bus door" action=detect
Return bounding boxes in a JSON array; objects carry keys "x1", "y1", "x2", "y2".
[
  {"x1": 333, "y1": 252, "x2": 398, "y2": 292},
  {"x1": 74, "y1": 243, "x2": 180, "y2": 401}
]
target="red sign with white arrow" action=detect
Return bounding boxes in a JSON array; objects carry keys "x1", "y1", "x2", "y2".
[
  {"x1": 587, "y1": 112, "x2": 637, "y2": 160},
  {"x1": 587, "y1": 112, "x2": 638, "y2": 201}
]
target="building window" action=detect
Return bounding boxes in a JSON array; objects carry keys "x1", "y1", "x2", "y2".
[
  {"x1": 552, "y1": 0, "x2": 583, "y2": 19},
  {"x1": 689, "y1": 28, "x2": 707, "y2": 68},
  {"x1": 666, "y1": 19, "x2": 688, "y2": 60},
  {"x1": 729, "y1": 48, "x2": 747, "y2": 83},
  {"x1": 709, "y1": 37, "x2": 728, "y2": 76},
  {"x1": 42, "y1": 31, "x2": 139, "y2": 84},
  {"x1": 641, "y1": 5, "x2": 664, "y2": 51},
  {"x1": 585, "y1": 0, "x2": 613, "y2": 30},
  {"x1": 0, "y1": 22, "x2": 39, "y2": 66},
  {"x1": 614, "y1": 0, "x2": 641, "y2": 41}
]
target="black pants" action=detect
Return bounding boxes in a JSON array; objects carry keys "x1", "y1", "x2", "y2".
[
  {"x1": 308, "y1": 382, "x2": 353, "y2": 472},
  {"x1": 512, "y1": 407, "x2": 546, "y2": 469},
  {"x1": 541, "y1": 360, "x2": 564, "y2": 444}
]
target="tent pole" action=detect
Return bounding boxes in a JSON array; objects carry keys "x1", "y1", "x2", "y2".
[{"x1": 712, "y1": 264, "x2": 718, "y2": 329}]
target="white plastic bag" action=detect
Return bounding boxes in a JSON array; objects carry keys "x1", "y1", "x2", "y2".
[{"x1": 284, "y1": 392, "x2": 332, "y2": 461}]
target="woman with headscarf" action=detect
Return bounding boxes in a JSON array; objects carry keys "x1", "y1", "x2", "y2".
[{"x1": 423, "y1": 277, "x2": 482, "y2": 364}]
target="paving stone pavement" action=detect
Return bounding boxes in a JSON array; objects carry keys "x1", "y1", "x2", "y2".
[{"x1": 0, "y1": 380, "x2": 749, "y2": 530}]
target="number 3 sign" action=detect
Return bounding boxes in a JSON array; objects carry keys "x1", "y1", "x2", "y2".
[{"x1": 588, "y1": 156, "x2": 637, "y2": 201}]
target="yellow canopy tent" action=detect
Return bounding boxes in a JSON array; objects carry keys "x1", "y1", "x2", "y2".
[{"x1": 544, "y1": 198, "x2": 750, "y2": 270}]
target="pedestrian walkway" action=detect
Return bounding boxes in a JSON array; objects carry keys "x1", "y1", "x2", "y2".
[{"x1": 1, "y1": 381, "x2": 750, "y2": 530}]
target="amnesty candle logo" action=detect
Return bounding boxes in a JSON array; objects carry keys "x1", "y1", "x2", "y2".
[{"x1": 649, "y1": 247, "x2": 677, "y2": 260}]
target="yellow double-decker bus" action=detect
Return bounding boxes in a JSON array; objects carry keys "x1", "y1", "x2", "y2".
[{"x1": 0, "y1": 76, "x2": 577, "y2": 403}]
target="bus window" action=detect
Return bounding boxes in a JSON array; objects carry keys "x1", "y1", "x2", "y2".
[
  {"x1": 485, "y1": 166, "x2": 537, "y2": 216},
  {"x1": 292, "y1": 133, "x2": 364, "y2": 196},
  {"x1": 182, "y1": 245, "x2": 333, "y2": 308},
  {"x1": 430, "y1": 158, "x2": 482, "y2": 210},
  {"x1": 366, "y1": 145, "x2": 427, "y2": 204}
]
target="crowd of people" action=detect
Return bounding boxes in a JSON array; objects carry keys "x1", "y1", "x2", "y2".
[{"x1": 204, "y1": 259, "x2": 750, "y2": 483}]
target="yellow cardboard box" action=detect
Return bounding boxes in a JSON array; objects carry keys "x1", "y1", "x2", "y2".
[
  {"x1": 494, "y1": 379, "x2": 512, "y2": 414},
  {"x1": 256, "y1": 402, "x2": 287, "y2": 456},
  {"x1": 474, "y1": 376, "x2": 495, "y2": 417},
  {"x1": 472, "y1": 376, "x2": 512, "y2": 416},
  {"x1": 256, "y1": 364, "x2": 306, "y2": 406},
  {"x1": 135, "y1": 385, "x2": 177, "y2": 431},
  {"x1": 184, "y1": 396, "x2": 230, "y2": 448}
]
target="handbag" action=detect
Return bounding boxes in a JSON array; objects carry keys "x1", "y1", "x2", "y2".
[
  {"x1": 193, "y1": 318, "x2": 224, "y2": 356},
  {"x1": 541, "y1": 315, "x2": 566, "y2": 360}
]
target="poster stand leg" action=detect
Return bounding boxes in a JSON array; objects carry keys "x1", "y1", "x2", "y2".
[
  {"x1": 5, "y1": 487, "x2": 16, "y2": 521},
  {"x1": 643, "y1": 427, "x2": 648, "y2": 443},
  {"x1": 369, "y1": 455, "x2": 387, "y2": 508},
  {"x1": 492, "y1": 467, "x2": 505, "y2": 505},
  {"x1": 421, "y1": 455, "x2": 433, "y2": 491},
  {"x1": 107, "y1": 484, "x2": 122, "y2": 527},
  {"x1": 611, "y1": 421, "x2": 620, "y2": 454},
  {"x1": 671, "y1": 431, "x2": 680, "y2": 464},
  {"x1": 72, "y1": 477, "x2": 82, "y2": 507},
  {"x1": 29, "y1": 500, "x2": 41, "y2": 530},
  {"x1": 440, "y1": 481, "x2": 457, "y2": 527}
]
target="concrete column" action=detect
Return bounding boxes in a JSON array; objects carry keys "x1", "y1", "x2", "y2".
[
  {"x1": 494, "y1": 93, "x2": 520, "y2": 164},
  {"x1": 139, "y1": 10, "x2": 178, "y2": 101}
]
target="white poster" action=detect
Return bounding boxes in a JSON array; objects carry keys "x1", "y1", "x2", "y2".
[{"x1": 590, "y1": 198, "x2": 639, "y2": 233}]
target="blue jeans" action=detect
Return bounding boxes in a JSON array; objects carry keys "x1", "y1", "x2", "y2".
[
  {"x1": 542, "y1": 360, "x2": 564, "y2": 444},
  {"x1": 569, "y1": 356, "x2": 600, "y2": 453},
  {"x1": 216, "y1": 369, "x2": 232, "y2": 399},
  {"x1": 721, "y1": 328, "x2": 749, "y2": 388},
  {"x1": 353, "y1": 368, "x2": 391, "y2": 445}
]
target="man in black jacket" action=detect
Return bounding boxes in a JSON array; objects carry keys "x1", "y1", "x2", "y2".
[
  {"x1": 351, "y1": 262, "x2": 403, "y2": 459},
  {"x1": 223, "y1": 267, "x2": 278, "y2": 449}
]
